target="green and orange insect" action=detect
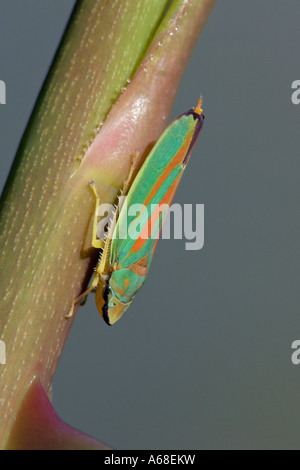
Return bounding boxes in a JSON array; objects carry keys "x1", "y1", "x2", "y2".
[{"x1": 67, "y1": 98, "x2": 204, "y2": 325}]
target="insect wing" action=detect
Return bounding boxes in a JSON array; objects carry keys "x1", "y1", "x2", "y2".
[{"x1": 111, "y1": 110, "x2": 204, "y2": 270}]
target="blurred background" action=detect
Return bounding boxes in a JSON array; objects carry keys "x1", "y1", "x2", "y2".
[{"x1": 0, "y1": 0, "x2": 300, "y2": 450}]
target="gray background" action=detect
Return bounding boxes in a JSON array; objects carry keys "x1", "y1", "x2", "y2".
[{"x1": 1, "y1": 0, "x2": 300, "y2": 450}]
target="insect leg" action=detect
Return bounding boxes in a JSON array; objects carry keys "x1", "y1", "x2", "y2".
[
  {"x1": 88, "y1": 181, "x2": 105, "y2": 249},
  {"x1": 80, "y1": 286, "x2": 96, "y2": 306},
  {"x1": 66, "y1": 272, "x2": 100, "y2": 319},
  {"x1": 122, "y1": 152, "x2": 140, "y2": 196}
]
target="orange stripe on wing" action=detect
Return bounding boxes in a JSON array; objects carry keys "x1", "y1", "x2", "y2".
[
  {"x1": 129, "y1": 173, "x2": 182, "y2": 255},
  {"x1": 143, "y1": 133, "x2": 192, "y2": 207}
]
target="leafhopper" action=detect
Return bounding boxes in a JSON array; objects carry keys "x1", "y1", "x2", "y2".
[{"x1": 67, "y1": 98, "x2": 204, "y2": 325}]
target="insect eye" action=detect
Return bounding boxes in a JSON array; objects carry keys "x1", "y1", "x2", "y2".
[{"x1": 102, "y1": 284, "x2": 112, "y2": 302}]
